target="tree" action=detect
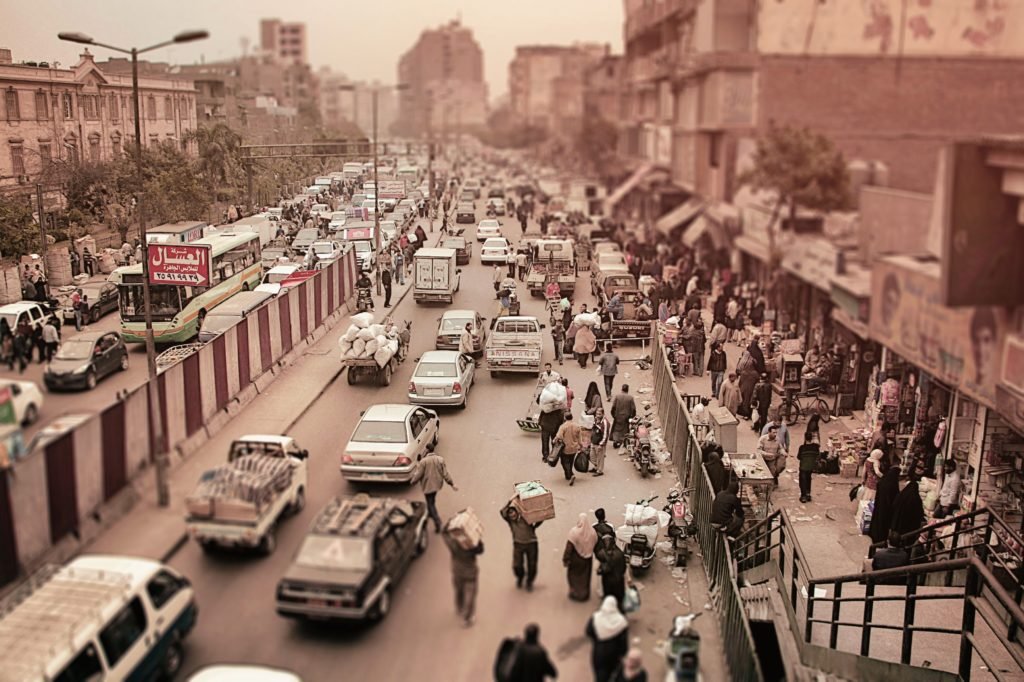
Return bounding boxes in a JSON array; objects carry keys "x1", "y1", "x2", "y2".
[
  {"x1": 185, "y1": 123, "x2": 243, "y2": 201},
  {"x1": 0, "y1": 194, "x2": 41, "y2": 260},
  {"x1": 739, "y1": 123, "x2": 850, "y2": 269},
  {"x1": 574, "y1": 116, "x2": 619, "y2": 178},
  {"x1": 136, "y1": 145, "x2": 208, "y2": 224}
]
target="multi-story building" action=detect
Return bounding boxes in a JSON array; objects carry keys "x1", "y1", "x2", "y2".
[
  {"x1": 583, "y1": 54, "x2": 624, "y2": 125},
  {"x1": 0, "y1": 48, "x2": 197, "y2": 190},
  {"x1": 396, "y1": 20, "x2": 488, "y2": 137},
  {"x1": 508, "y1": 43, "x2": 608, "y2": 134},
  {"x1": 260, "y1": 19, "x2": 308, "y2": 66},
  {"x1": 318, "y1": 69, "x2": 398, "y2": 137}
]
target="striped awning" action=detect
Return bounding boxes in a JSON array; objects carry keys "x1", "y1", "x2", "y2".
[
  {"x1": 605, "y1": 162, "x2": 657, "y2": 210},
  {"x1": 655, "y1": 197, "x2": 705, "y2": 235}
]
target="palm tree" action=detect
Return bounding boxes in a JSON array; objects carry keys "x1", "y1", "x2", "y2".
[{"x1": 185, "y1": 123, "x2": 243, "y2": 199}]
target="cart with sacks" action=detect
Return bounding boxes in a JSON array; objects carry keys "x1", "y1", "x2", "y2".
[
  {"x1": 516, "y1": 376, "x2": 568, "y2": 433},
  {"x1": 338, "y1": 312, "x2": 411, "y2": 386}
]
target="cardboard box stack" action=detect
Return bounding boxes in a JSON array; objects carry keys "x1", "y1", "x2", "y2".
[
  {"x1": 513, "y1": 481, "x2": 555, "y2": 523},
  {"x1": 45, "y1": 248, "x2": 72, "y2": 286},
  {"x1": 447, "y1": 507, "x2": 484, "y2": 550},
  {"x1": 0, "y1": 266, "x2": 22, "y2": 304}
]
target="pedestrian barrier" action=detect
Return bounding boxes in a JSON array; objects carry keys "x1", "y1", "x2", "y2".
[
  {"x1": 0, "y1": 252, "x2": 357, "y2": 588},
  {"x1": 651, "y1": 332, "x2": 764, "y2": 682}
]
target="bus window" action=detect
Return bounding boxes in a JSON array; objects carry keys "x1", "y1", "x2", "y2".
[{"x1": 119, "y1": 283, "x2": 182, "y2": 321}]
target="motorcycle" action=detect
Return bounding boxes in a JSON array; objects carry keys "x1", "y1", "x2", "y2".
[
  {"x1": 665, "y1": 613, "x2": 702, "y2": 682},
  {"x1": 619, "y1": 495, "x2": 661, "y2": 571},
  {"x1": 664, "y1": 488, "x2": 697, "y2": 567},
  {"x1": 626, "y1": 407, "x2": 656, "y2": 478},
  {"x1": 355, "y1": 286, "x2": 374, "y2": 313}
]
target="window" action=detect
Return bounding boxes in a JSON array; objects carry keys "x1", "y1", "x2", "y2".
[
  {"x1": 5, "y1": 89, "x2": 20, "y2": 120},
  {"x1": 146, "y1": 95, "x2": 156, "y2": 121},
  {"x1": 81, "y1": 95, "x2": 95, "y2": 120},
  {"x1": 109, "y1": 94, "x2": 119, "y2": 121},
  {"x1": 146, "y1": 570, "x2": 185, "y2": 609},
  {"x1": 65, "y1": 139, "x2": 79, "y2": 165},
  {"x1": 38, "y1": 142, "x2": 51, "y2": 169},
  {"x1": 99, "y1": 597, "x2": 146, "y2": 667},
  {"x1": 62, "y1": 92, "x2": 73, "y2": 119},
  {"x1": 54, "y1": 643, "x2": 103, "y2": 682},
  {"x1": 111, "y1": 137, "x2": 121, "y2": 157},
  {"x1": 10, "y1": 145, "x2": 25, "y2": 176},
  {"x1": 89, "y1": 137, "x2": 100, "y2": 163},
  {"x1": 34, "y1": 91, "x2": 48, "y2": 120},
  {"x1": 179, "y1": 97, "x2": 188, "y2": 119},
  {"x1": 708, "y1": 132, "x2": 721, "y2": 169},
  {"x1": 125, "y1": 95, "x2": 134, "y2": 120},
  {"x1": 164, "y1": 96, "x2": 172, "y2": 121},
  {"x1": 149, "y1": 134, "x2": 159, "y2": 148}
]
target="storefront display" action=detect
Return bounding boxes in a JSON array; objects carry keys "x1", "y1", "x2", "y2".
[{"x1": 972, "y1": 413, "x2": 1024, "y2": 532}]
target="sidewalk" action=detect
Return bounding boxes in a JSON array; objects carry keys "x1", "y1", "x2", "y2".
[
  {"x1": 85, "y1": 220, "x2": 440, "y2": 563},
  {"x1": 670, "y1": 312, "x2": 869, "y2": 578}
]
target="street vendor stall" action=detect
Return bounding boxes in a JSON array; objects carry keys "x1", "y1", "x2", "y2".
[{"x1": 724, "y1": 452, "x2": 774, "y2": 521}]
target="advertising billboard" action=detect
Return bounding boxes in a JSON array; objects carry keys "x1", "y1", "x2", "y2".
[{"x1": 148, "y1": 243, "x2": 212, "y2": 286}]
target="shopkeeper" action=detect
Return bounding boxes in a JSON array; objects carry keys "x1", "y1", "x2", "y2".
[{"x1": 934, "y1": 460, "x2": 962, "y2": 519}]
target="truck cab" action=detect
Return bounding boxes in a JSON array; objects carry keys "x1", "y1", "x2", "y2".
[
  {"x1": 485, "y1": 316, "x2": 545, "y2": 377},
  {"x1": 526, "y1": 239, "x2": 577, "y2": 296}
]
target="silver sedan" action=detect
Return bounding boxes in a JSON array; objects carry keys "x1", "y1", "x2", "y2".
[{"x1": 407, "y1": 350, "x2": 475, "y2": 409}]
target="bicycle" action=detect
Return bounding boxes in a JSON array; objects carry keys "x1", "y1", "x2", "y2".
[{"x1": 779, "y1": 386, "x2": 831, "y2": 426}]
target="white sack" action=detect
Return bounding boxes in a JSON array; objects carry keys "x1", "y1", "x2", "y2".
[
  {"x1": 538, "y1": 382, "x2": 568, "y2": 413},
  {"x1": 573, "y1": 312, "x2": 600, "y2": 328},
  {"x1": 356, "y1": 327, "x2": 375, "y2": 341},
  {"x1": 374, "y1": 347, "x2": 393, "y2": 367},
  {"x1": 367, "y1": 323, "x2": 385, "y2": 337},
  {"x1": 352, "y1": 339, "x2": 366, "y2": 355},
  {"x1": 365, "y1": 339, "x2": 379, "y2": 355},
  {"x1": 342, "y1": 325, "x2": 360, "y2": 342},
  {"x1": 350, "y1": 312, "x2": 374, "y2": 328}
]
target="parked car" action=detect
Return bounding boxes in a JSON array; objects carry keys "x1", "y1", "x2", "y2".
[
  {"x1": 0, "y1": 379, "x2": 43, "y2": 425},
  {"x1": 309, "y1": 240, "x2": 345, "y2": 266},
  {"x1": 440, "y1": 236, "x2": 472, "y2": 265},
  {"x1": 44, "y1": 331, "x2": 128, "y2": 391},
  {"x1": 476, "y1": 219, "x2": 502, "y2": 242},
  {"x1": 435, "y1": 309, "x2": 486, "y2": 353},
  {"x1": 328, "y1": 212, "x2": 348, "y2": 232},
  {"x1": 340, "y1": 404, "x2": 439, "y2": 483},
  {"x1": 480, "y1": 237, "x2": 511, "y2": 265},
  {"x1": 189, "y1": 666, "x2": 302, "y2": 682},
  {"x1": 60, "y1": 282, "x2": 119, "y2": 325},
  {"x1": 0, "y1": 301, "x2": 57, "y2": 333},
  {"x1": 291, "y1": 228, "x2": 320, "y2": 254},
  {"x1": 408, "y1": 350, "x2": 475, "y2": 409},
  {"x1": 275, "y1": 495, "x2": 428, "y2": 622}
]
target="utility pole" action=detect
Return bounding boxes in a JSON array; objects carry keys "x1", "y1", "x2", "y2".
[
  {"x1": 372, "y1": 88, "x2": 382, "y2": 295},
  {"x1": 427, "y1": 138, "x2": 434, "y2": 233},
  {"x1": 35, "y1": 184, "x2": 49, "y2": 298}
]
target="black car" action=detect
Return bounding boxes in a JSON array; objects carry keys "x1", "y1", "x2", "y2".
[
  {"x1": 276, "y1": 495, "x2": 428, "y2": 623},
  {"x1": 44, "y1": 331, "x2": 129, "y2": 391},
  {"x1": 61, "y1": 282, "x2": 119, "y2": 325}
]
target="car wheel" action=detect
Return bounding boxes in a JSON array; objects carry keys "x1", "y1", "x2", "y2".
[
  {"x1": 370, "y1": 588, "x2": 392, "y2": 622},
  {"x1": 347, "y1": 368, "x2": 357, "y2": 385},
  {"x1": 490, "y1": 370, "x2": 500, "y2": 378},
  {"x1": 119, "y1": 353, "x2": 129, "y2": 371},
  {"x1": 459, "y1": 387, "x2": 469, "y2": 410},
  {"x1": 291, "y1": 487, "x2": 306, "y2": 515},
  {"x1": 159, "y1": 635, "x2": 184, "y2": 681},
  {"x1": 259, "y1": 529, "x2": 277, "y2": 555},
  {"x1": 91, "y1": 308, "x2": 100, "y2": 323},
  {"x1": 85, "y1": 371, "x2": 97, "y2": 390},
  {"x1": 22, "y1": 403, "x2": 38, "y2": 426},
  {"x1": 416, "y1": 527, "x2": 429, "y2": 555}
]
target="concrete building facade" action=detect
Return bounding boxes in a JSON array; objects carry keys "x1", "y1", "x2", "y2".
[
  {"x1": 0, "y1": 49, "x2": 197, "y2": 189},
  {"x1": 396, "y1": 20, "x2": 488, "y2": 137},
  {"x1": 260, "y1": 19, "x2": 308, "y2": 66},
  {"x1": 508, "y1": 43, "x2": 608, "y2": 134},
  {"x1": 318, "y1": 69, "x2": 397, "y2": 138}
]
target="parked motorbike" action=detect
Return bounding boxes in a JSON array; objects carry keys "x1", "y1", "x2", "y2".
[
  {"x1": 666, "y1": 613, "x2": 702, "y2": 682},
  {"x1": 664, "y1": 489, "x2": 697, "y2": 567},
  {"x1": 355, "y1": 286, "x2": 374, "y2": 313},
  {"x1": 620, "y1": 495, "x2": 660, "y2": 571},
  {"x1": 626, "y1": 408, "x2": 655, "y2": 478}
]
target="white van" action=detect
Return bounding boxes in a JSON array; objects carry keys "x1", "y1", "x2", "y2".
[{"x1": 0, "y1": 555, "x2": 197, "y2": 681}]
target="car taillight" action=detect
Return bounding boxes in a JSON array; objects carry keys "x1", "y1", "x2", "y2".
[
  {"x1": 341, "y1": 454, "x2": 354, "y2": 464},
  {"x1": 394, "y1": 455, "x2": 412, "y2": 467},
  {"x1": 436, "y1": 336, "x2": 446, "y2": 344},
  {"x1": 452, "y1": 382, "x2": 462, "y2": 394},
  {"x1": 408, "y1": 382, "x2": 416, "y2": 393}
]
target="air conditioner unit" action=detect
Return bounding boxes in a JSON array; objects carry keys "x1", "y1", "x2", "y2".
[{"x1": 16, "y1": 175, "x2": 29, "y2": 184}]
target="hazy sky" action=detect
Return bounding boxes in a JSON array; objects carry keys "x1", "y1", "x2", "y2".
[{"x1": 3, "y1": 0, "x2": 623, "y2": 97}]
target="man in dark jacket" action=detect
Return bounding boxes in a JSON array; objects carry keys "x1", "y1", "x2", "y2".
[
  {"x1": 503, "y1": 623, "x2": 558, "y2": 681},
  {"x1": 707, "y1": 341, "x2": 727, "y2": 400},
  {"x1": 710, "y1": 482, "x2": 744, "y2": 538},
  {"x1": 381, "y1": 267, "x2": 392, "y2": 307},
  {"x1": 796, "y1": 431, "x2": 820, "y2": 503},
  {"x1": 752, "y1": 374, "x2": 772, "y2": 432},
  {"x1": 705, "y1": 452, "x2": 729, "y2": 494},
  {"x1": 538, "y1": 405, "x2": 564, "y2": 463}
]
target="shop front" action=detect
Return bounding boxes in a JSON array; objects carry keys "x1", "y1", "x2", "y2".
[{"x1": 830, "y1": 263, "x2": 877, "y2": 416}]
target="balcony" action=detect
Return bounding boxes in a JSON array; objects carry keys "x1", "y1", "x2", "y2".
[{"x1": 626, "y1": 0, "x2": 697, "y2": 45}]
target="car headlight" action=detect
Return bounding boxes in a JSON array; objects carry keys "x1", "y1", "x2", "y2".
[{"x1": 73, "y1": 364, "x2": 90, "y2": 375}]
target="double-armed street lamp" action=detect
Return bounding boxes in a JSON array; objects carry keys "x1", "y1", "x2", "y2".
[{"x1": 58, "y1": 29, "x2": 209, "y2": 507}]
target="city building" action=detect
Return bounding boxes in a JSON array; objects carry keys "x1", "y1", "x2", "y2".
[
  {"x1": 0, "y1": 48, "x2": 197, "y2": 190},
  {"x1": 396, "y1": 20, "x2": 488, "y2": 137},
  {"x1": 318, "y1": 68, "x2": 397, "y2": 138},
  {"x1": 260, "y1": 18, "x2": 308, "y2": 66},
  {"x1": 508, "y1": 43, "x2": 608, "y2": 135},
  {"x1": 583, "y1": 54, "x2": 624, "y2": 127}
]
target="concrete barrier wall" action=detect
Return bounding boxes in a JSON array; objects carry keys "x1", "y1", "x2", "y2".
[{"x1": 0, "y1": 251, "x2": 357, "y2": 586}]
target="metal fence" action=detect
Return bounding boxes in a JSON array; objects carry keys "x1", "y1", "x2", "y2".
[{"x1": 651, "y1": 331, "x2": 765, "y2": 682}]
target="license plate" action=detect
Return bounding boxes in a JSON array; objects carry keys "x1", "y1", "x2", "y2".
[
  {"x1": 310, "y1": 599, "x2": 328, "y2": 608},
  {"x1": 424, "y1": 388, "x2": 444, "y2": 396},
  {"x1": 630, "y1": 556, "x2": 642, "y2": 567},
  {"x1": 513, "y1": 359, "x2": 530, "y2": 365}
]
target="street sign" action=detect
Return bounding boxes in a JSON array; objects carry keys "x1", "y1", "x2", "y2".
[
  {"x1": 0, "y1": 386, "x2": 15, "y2": 425},
  {"x1": 148, "y1": 243, "x2": 212, "y2": 286},
  {"x1": 379, "y1": 180, "x2": 407, "y2": 200}
]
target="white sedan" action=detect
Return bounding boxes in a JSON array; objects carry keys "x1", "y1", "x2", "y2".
[
  {"x1": 340, "y1": 404, "x2": 440, "y2": 484},
  {"x1": 476, "y1": 219, "x2": 502, "y2": 242},
  {"x1": 408, "y1": 350, "x2": 475, "y2": 409},
  {"x1": 480, "y1": 237, "x2": 511, "y2": 265},
  {"x1": 0, "y1": 380, "x2": 43, "y2": 426}
]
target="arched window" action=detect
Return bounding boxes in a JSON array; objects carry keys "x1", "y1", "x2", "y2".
[
  {"x1": 164, "y1": 96, "x2": 172, "y2": 121},
  {"x1": 146, "y1": 95, "x2": 156, "y2": 121}
]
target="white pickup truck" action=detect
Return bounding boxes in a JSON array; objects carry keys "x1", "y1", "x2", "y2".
[
  {"x1": 485, "y1": 316, "x2": 545, "y2": 377},
  {"x1": 185, "y1": 434, "x2": 308, "y2": 554}
]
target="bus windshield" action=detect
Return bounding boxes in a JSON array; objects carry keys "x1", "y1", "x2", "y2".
[{"x1": 119, "y1": 277, "x2": 190, "y2": 321}]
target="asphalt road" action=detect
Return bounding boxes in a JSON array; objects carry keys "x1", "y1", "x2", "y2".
[{"x1": 166, "y1": 211, "x2": 687, "y2": 681}]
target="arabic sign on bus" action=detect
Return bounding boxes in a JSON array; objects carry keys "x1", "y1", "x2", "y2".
[
  {"x1": 148, "y1": 243, "x2": 212, "y2": 286},
  {"x1": 379, "y1": 180, "x2": 407, "y2": 199}
]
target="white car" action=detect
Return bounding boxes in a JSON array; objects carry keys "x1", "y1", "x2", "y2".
[
  {"x1": 256, "y1": 265, "x2": 301, "y2": 296},
  {"x1": 361, "y1": 199, "x2": 378, "y2": 216},
  {"x1": 480, "y1": 237, "x2": 511, "y2": 265},
  {"x1": 408, "y1": 350, "x2": 475, "y2": 409},
  {"x1": 188, "y1": 666, "x2": 301, "y2": 682},
  {"x1": 0, "y1": 380, "x2": 43, "y2": 426},
  {"x1": 352, "y1": 241, "x2": 376, "y2": 271},
  {"x1": 328, "y1": 212, "x2": 347, "y2": 232},
  {"x1": 309, "y1": 240, "x2": 344, "y2": 265},
  {"x1": 594, "y1": 242, "x2": 621, "y2": 256},
  {"x1": 340, "y1": 404, "x2": 440, "y2": 483},
  {"x1": 476, "y1": 219, "x2": 502, "y2": 242},
  {"x1": 310, "y1": 203, "x2": 330, "y2": 219}
]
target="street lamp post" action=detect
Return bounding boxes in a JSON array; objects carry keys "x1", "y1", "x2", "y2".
[{"x1": 59, "y1": 29, "x2": 208, "y2": 507}]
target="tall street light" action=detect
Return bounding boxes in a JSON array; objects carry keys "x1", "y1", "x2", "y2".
[
  {"x1": 339, "y1": 83, "x2": 408, "y2": 296},
  {"x1": 59, "y1": 29, "x2": 208, "y2": 507}
]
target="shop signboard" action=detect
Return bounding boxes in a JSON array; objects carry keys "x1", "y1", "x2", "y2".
[
  {"x1": 379, "y1": 180, "x2": 407, "y2": 199},
  {"x1": 869, "y1": 255, "x2": 1008, "y2": 409},
  {"x1": 147, "y1": 243, "x2": 212, "y2": 286}
]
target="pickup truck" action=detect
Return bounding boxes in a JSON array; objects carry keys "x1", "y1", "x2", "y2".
[
  {"x1": 526, "y1": 239, "x2": 576, "y2": 297},
  {"x1": 186, "y1": 434, "x2": 309, "y2": 554},
  {"x1": 485, "y1": 316, "x2": 545, "y2": 377}
]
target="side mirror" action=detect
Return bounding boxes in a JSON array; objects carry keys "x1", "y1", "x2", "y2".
[
  {"x1": 540, "y1": 324, "x2": 546, "y2": 330},
  {"x1": 359, "y1": 410, "x2": 365, "y2": 417},
  {"x1": 297, "y1": 449, "x2": 309, "y2": 460}
]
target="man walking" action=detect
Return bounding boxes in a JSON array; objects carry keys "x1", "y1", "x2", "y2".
[
  {"x1": 459, "y1": 322, "x2": 477, "y2": 364},
  {"x1": 551, "y1": 322, "x2": 565, "y2": 365},
  {"x1": 410, "y1": 444, "x2": 458, "y2": 533},
  {"x1": 796, "y1": 431, "x2": 820, "y2": 503},
  {"x1": 555, "y1": 413, "x2": 583, "y2": 486},
  {"x1": 499, "y1": 624, "x2": 558, "y2": 681},
  {"x1": 538, "y1": 401, "x2": 564, "y2": 464},
  {"x1": 41, "y1": 319, "x2": 59, "y2": 363},
  {"x1": 589, "y1": 406, "x2": 610, "y2": 476},
  {"x1": 516, "y1": 250, "x2": 528, "y2": 281},
  {"x1": 442, "y1": 517, "x2": 484, "y2": 627},
  {"x1": 691, "y1": 319, "x2": 707, "y2": 377},
  {"x1": 597, "y1": 343, "x2": 620, "y2": 399},
  {"x1": 707, "y1": 341, "x2": 727, "y2": 402},
  {"x1": 394, "y1": 248, "x2": 405, "y2": 285},
  {"x1": 506, "y1": 250, "x2": 517, "y2": 279},
  {"x1": 500, "y1": 502, "x2": 543, "y2": 591},
  {"x1": 610, "y1": 384, "x2": 637, "y2": 449},
  {"x1": 382, "y1": 267, "x2": 393, "y2": 308}
]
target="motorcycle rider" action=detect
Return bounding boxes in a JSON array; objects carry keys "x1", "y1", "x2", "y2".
[{"x1": 356, "y1": 272, "x2": 374, "y2": 311}]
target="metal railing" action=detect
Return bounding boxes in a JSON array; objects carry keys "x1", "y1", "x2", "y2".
[
  {"x1": 731, "y1": 507, "x2": 1024, "y2": 678},
  {"x1": 651, "y1": 331, "x2": 764, "y2": 682}
]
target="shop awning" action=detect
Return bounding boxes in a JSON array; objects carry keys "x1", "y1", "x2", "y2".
[
  {"x1": 655, "y1": 197, "x2": 705, "y2": 235},
  {"x1": 605, "y1": 162, "x2": 659, "y2": 210},
  {"x1": 831, "y1": 307, "x2": 871, "y2": 340},
  {"x1": 734, "y1": 234, "x2": 771, "y2": 263},
  {"x1": 682, "y1": 216, "x2": 709, "y2": 248}
]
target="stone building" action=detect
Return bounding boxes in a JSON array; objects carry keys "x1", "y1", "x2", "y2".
[
  {"x1": 508, "y1": 43, "x2": 609, "y2": 135},
  {"x1": 0, "y1": 48, "x2": 197, "y2": 190}
]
